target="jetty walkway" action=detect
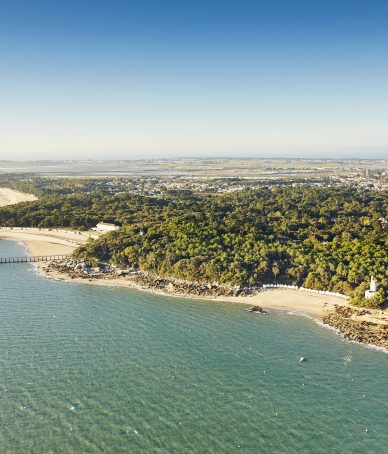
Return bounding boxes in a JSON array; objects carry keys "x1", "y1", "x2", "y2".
[{"x1": 0, "y1": 255, "x2": 70, "y2": 264}]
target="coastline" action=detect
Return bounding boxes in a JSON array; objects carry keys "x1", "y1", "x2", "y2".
[
  {"x1": 0, "y1": 227, "x2": 90, "y2": 256},
  {"x1": 39, "y1": 261, "x2": 388, "y2": 350},
  {"x1": 39, "y1": 262, "x2": 388, "y2": 349},
  {"x1": 42, "y1": 265, "x2": 339, "y2": 318},
  {"x1": 1, "y1": 233, "x2": 387, "y2": 350}
]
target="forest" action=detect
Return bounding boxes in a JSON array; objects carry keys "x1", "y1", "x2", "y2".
[{"x1": 0, "y1": 181, "x2": 385, "y2": 306}]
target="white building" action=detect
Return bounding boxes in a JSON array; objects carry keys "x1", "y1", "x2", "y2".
[
  {"x1": 93, "y1": 222, "x2": 120, "y2": 232},
  {"x1": 365, "y1": 276, "x2": 378, "y2": 299}
]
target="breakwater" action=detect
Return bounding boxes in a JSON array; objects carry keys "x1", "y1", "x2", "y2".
[{"x1": 0, "y1": 254, "x2": 70, "y2": 264}]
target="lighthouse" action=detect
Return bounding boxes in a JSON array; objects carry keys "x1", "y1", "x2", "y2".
[{"x1": 365, "y1": 276, "x2": 378, "y2": 299}]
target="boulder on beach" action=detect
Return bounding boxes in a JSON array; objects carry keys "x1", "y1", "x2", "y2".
[{"x1": 249, "y1": 305, "x2": 267, "y2": 314}]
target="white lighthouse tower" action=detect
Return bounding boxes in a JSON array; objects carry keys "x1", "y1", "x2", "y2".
[{"x1": 365, "y1": 276, "x2": 378, "y2": 299}]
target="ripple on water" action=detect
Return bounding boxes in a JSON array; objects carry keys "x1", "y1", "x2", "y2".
[{"x1": 0, "y1": 239, "x2": 388, "y2": 453}]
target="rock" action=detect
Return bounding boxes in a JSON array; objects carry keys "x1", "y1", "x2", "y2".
[
  {"x1": 322, "y1": 306, "x2": 388, "y2": 349},
  {"x1": 249, "y1": 305, "x2": 267, "y2": 314},
  {"x1": 358, "y1": 309, "x2": 371, "y2": 316}
]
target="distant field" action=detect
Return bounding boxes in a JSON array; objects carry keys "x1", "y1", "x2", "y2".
[{"x1": 0, "y1": 158, "x2": 387, "y2": 178}]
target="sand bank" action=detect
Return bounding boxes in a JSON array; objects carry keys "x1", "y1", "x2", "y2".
[
  {"x1": 0, "y1": 188, "x2": 37, "y2": 207},
  {"x1": 0, "y1": 228, "x2": 90, "y2": 256}
]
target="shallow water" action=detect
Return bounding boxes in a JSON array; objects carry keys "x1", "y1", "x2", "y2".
[{"x1": 0, "y1": 239, "x2": 387, "y2": 453}]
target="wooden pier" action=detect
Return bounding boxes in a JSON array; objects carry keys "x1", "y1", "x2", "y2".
[{"x1": 0, "y1": 255, "x2": 70, "y2": 264}]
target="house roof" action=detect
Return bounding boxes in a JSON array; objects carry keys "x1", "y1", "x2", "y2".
[{"x1": 97, "y1": 222, "x2": 118, "y2": 227}]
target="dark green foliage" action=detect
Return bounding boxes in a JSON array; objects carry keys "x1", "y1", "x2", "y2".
[
  {"x1": 70, "y1": 186, "x2": 386, "y2": 306},
  {"x1": 0, "y1": 180, "x2": 386, "y2": 304},
  {"x1": 0, "y1": 193, "x2": 168, "y2": 230}
]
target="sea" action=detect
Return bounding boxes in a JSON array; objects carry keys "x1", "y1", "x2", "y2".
[{"x1": 0, "y1": 239, "x2": 387, "y2": 453}]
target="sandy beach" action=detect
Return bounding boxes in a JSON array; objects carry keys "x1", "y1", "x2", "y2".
[
  {"x1": 0, "y1": 228, "x2": 90, "y2": 256},
  {"x1": 0, "y1": 188, "x2": 38, "y2": 207}
]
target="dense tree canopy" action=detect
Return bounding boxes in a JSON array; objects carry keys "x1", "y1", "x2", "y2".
[{"x1": 0, "y1": 183, "x2": 386, "y2": 306}]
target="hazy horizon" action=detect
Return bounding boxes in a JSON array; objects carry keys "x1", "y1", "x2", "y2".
[
  {"x1": 1, "y1": 153, "x2": 388, "y2": 164},
  {"x1": 1, "y1": 0, "x2": 388, "y2": 160},
  {"x1": 0, "y1": 150, "x2": 388, "y2": 161}
]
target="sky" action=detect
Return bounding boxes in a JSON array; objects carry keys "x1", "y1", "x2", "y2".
[{"x1": 0, "y1": 0, "x2": 387, "y2": 160}]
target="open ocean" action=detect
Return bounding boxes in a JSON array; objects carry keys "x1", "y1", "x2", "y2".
[{"x1": 0, "y1": 239, "x2": 387, "y2": 453}]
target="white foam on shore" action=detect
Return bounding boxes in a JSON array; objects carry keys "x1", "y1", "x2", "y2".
[
  {"x1": 362, "y1": 343, "x2": 388, "y2": 354},
  {"x1": 254, "y1": 306, "x2": 387, "y2": 354},
  {"x1": 315, "y1": 319, "x2": 388, "y2": 354},
  {"x1": 16, "y1": 239, "x2": 28, "y2": 252}
]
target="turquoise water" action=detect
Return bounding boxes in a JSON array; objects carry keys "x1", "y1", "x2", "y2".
[{"x1": 0, "y1": 240, "x2": 387, "y2": 453}]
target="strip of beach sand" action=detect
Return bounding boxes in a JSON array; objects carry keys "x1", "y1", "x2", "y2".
[
  {"x1": 0, "y1": 188, "x2": 38, "y2": 207},
  {"x1": 44, "y1": 268, "x2": 337, "y2": 318},
  {"x1": 0, "y1": 227, "x2": 90, "y2": 256}
]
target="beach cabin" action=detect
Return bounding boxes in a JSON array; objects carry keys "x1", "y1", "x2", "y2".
[{"x1": 93, "y1": 222, "x2": 120, "y2": 232}]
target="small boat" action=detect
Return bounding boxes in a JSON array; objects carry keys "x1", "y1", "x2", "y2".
[{"x1": 299, "y1": 356, "x2": 306, "y2": 363}]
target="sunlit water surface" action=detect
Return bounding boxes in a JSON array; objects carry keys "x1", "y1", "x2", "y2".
[{"x1": 0, "y1": 240, "x2": 387, "y2": 453}]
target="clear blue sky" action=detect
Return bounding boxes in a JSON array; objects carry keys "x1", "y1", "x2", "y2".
[{"x1": 1, "y1": 0, "x2": 387, "y2": 159}]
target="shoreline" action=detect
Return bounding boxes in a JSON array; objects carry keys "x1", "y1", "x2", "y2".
[
  {"x1": 39, "y1": 262, "x2": 337, "y2": 318},
  {"x1": 1, "y1": 233, "x2": 387, "y2": 350},
  {"x1": 0, "y1": 227, "x2": 91, "y2": 256},
  {"x1": 41, "y1": 263, "x2": 388, "y2": 353},
  {"x1": 40, "y1": 261, "x2": 388, "y2": 350},
  {"x1": 41, "y1": 265, "x2": 332, "y2": 316}
]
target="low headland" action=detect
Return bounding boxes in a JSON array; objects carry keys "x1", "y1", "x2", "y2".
[
  {"x1": 0, "y1": 227, "x2": 387, "y2": 350},
  {"x1": 38, "y1": 252, "x2": 388, "y2": 351},
  {"x1": 0, "y1": 179, "x2": 386, "y2": 351}
]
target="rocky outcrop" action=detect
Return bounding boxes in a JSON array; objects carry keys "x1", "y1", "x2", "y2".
[
  {"x1": 248, "y1": 305, "x2": 267, "y2": 314},
  {"x1": 322, "y1": 305, "x2": 388, "y2": 349},
  {"x1": 43, "y1": 260, "x2": 257, "y2": 298},
  {"x1": 124, "y1": 271, "x2": 253, "y2": 297}
]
